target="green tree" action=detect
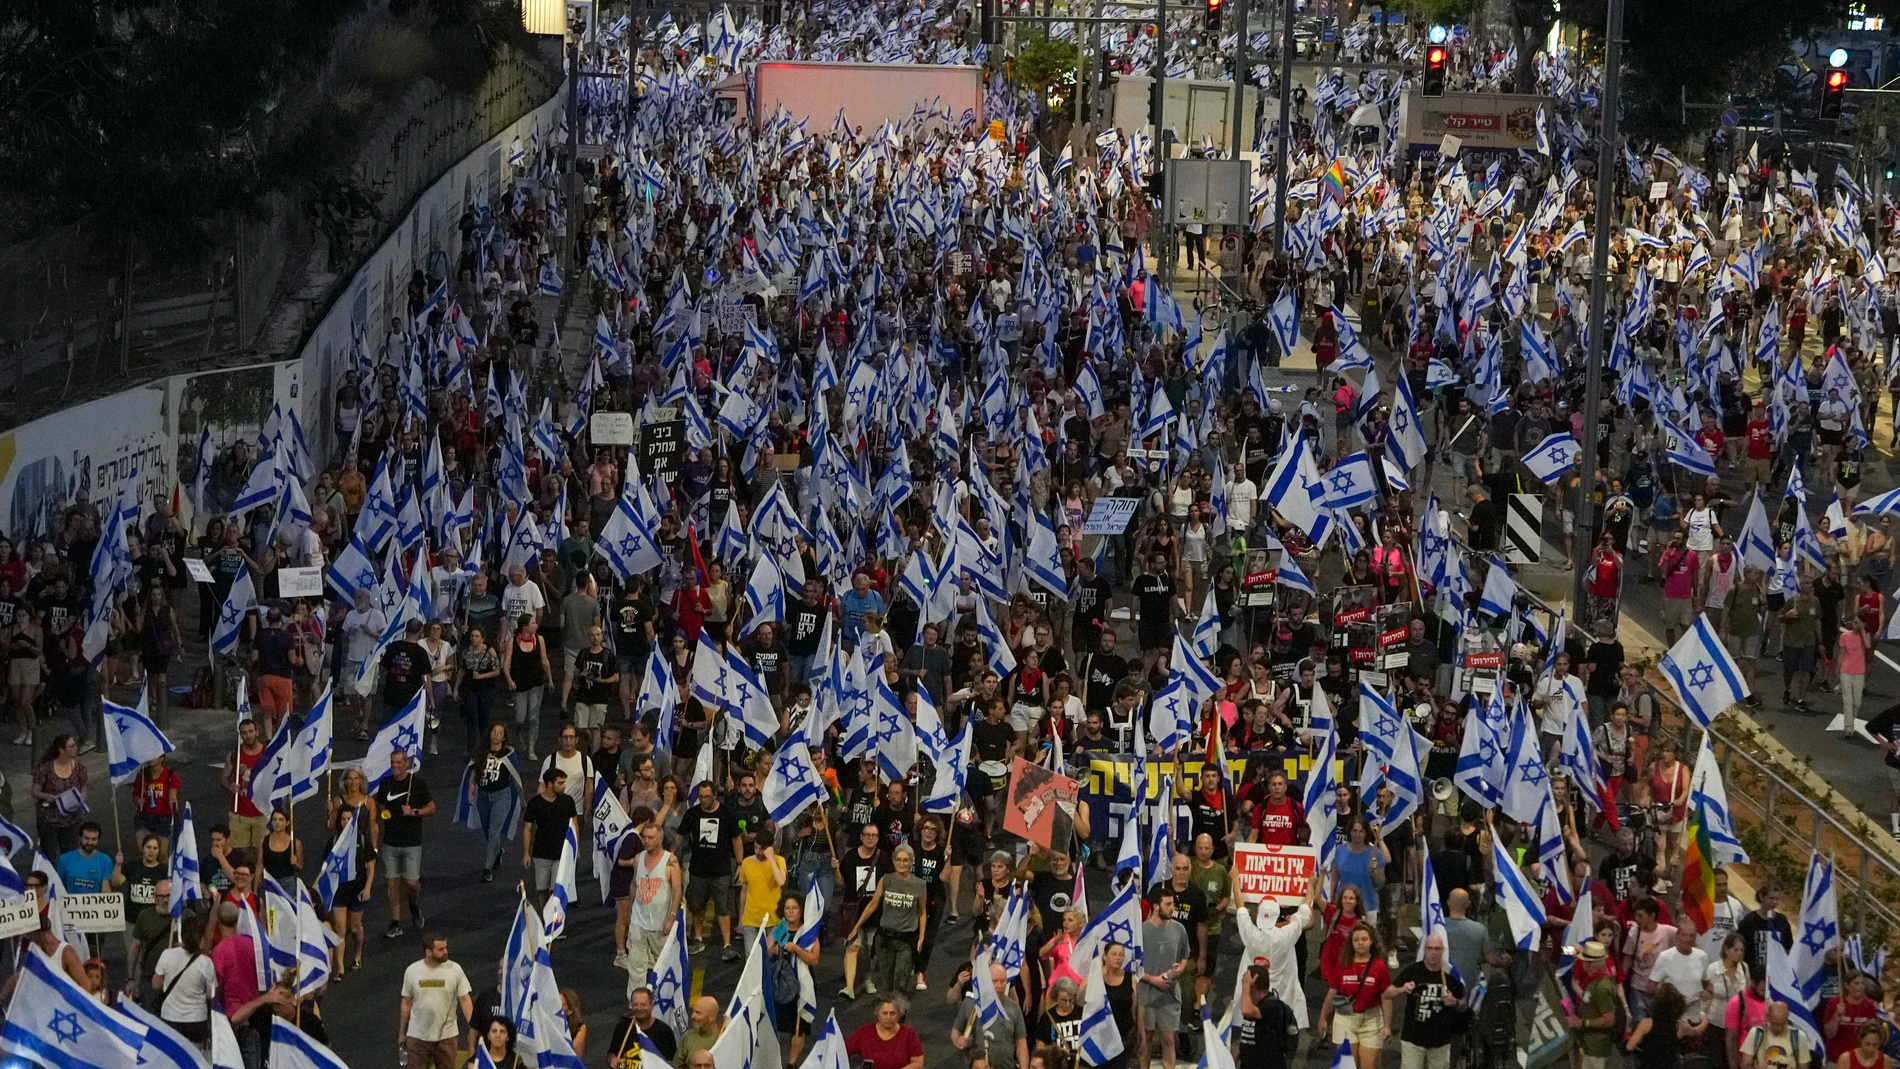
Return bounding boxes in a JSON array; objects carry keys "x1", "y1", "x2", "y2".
[{"x1": 1011, "y1": 35, "x2": 1080, "y2": 92}]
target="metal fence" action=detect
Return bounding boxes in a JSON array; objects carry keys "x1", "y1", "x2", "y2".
[{"x1": 0, "y1": 40, "x2": 560, "y2": 435}]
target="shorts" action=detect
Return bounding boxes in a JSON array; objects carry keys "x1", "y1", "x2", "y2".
[
  {"x1": 381, "y1": 844, "x2": 423, "y2": 881},
  {"x1": 227, "y1": 812, "x2": 268, "y2": 850},
  {"x1": 837, "y1": 901, "x2": 868, "y2": 943},
  {"x1": 1661, "y1": 597, "x2": 1694, "y2": 630},
  {"x1": 258, "y1": 674, "x2": 295, "y2": 715},
  {"x1": 135, "y1": 811, "x2": 173, "y2": 840},
  {"x1": 1742, "y1": 456, "x2": 1772, "y2": 485},
  {"x1": 1820, "y1": 426, "x2": 1845, "y2": 447},
  {"x1": 1331, "y1": 1008, "x2": 1385, "y2": 1050},
  {"x1": 403, "y1": 1037, "x2": 457, "y2": 1069},
  {"x1": 562, "y1": 647, "x2": 583, "y2": 676},
  {"x1": 1400, "y1": 1041, "x2": 1452, "y2": 1069},
  {"x1": 686, "y1": 873, "x2": 733, "y2": 918},
  {"x1": 774, "y1": 1001, "x2": 811, "y2": 1037},
  {"x1": 1139, "y1": 995, "x2": 1182, "y2": 1033},
  {"x1": 1009, "y1": 703, "x2": 1045, "y2": 733},
  {"x1": 1783, "y1": 644, "x2": 1817, "y2": 675},
  {"x1": 8, "y1": 658, "x2": 39, "y2": 687},
  {"x1": 335, "y1": 879, "x2": 367, "y2": 912},
  {"x1": 345, "y1": 661, "x2": 376, "y2": 697},
  {"x1": 573, "y1": 703, "x2": 608, "y2": 729},
  {"x1": 1731, "y1": 631, "x2": 1763, "y2": 658},
  {"x1": 532, "y1": 856, "x2": 558, "y2": 891}
]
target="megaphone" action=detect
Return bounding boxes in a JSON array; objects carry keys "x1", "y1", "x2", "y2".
[{"x1": 1430, "y1": 777, "x2": 1458, "y2": 818}]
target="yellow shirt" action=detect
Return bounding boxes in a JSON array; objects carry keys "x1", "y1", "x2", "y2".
[{"x1": 737, "y1": 854, "x2": 786, "y2": 929}]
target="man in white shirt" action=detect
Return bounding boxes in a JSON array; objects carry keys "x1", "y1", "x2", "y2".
[
  {"x1": 1697, "y1": 868, "x2": 1750, "y2": 958},
  {"x1": 500, "y1": 565, "x2": 547, "y2": 633},
  {"x1": 1228, "y1": 475, "x2": 1257, "y2": 534},
  {"x1": 341, "y1": 589, "x2": 388, "y2": 732},
  {"x1": 400, "y1": 934, "x2": 474, "y2": 1069},
  {"x1": 1646, "y1": 920, "x2": 1709, "y2": 1003}
]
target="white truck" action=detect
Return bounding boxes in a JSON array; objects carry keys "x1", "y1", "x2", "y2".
[{"x1": 719, "y1": 61, "x2": 985, "y2": 134}]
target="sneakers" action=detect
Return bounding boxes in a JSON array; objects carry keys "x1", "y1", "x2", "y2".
[
  {"x1": 411, "y1": 906, "x2": 426, "y2": 930},
  {"x1": 837, "y1": 986, "x2": 855, "y2": 1000},
  {"x1": 690, "y1": 938, "x2": 707, "y2": 954},
  {"x1": 864, "y1": 981, "x2": 878, "y2": 995},
  {"x1": 385, "y1": 921, "x2": 404, "y2": 939},
  {"x1": 722, "y1": 943, "x2": 740, "y2": 962},
  {"x1": 482, "y1": 869, "x2": 494, "y2": 883},
  {"x1": 915, "y1": 976, "x2": 928, "y2": 991}
]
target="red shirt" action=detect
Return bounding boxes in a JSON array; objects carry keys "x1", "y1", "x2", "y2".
[
  {"x1": 211, "y1": 933, "x2": 259, "y2": 1017},
  {"x1": 137, "y1": 767, "x2": 181, "y2": 817},
  {"x1": 1825, "y1": 996, "x2": 1880, "y2": 1061},
  {"x1": 1695, "y1": 428, "x2": 1725, "y2": 458},
  {"x1": 231, "y1": 745, "x2": 264, "y2": 818},
  {"x1": 1588, "y1": 551, "x2": 1621, "y2": 598},
  {"x1": 1253, "y1": 797, "x2": 1303, "y2": 845},
  {"x1": 1328, "y1": 955, "x2": 1391, "y2": 1013},
  {"x1": 844, "y1": 1025, "x2": 923, "y2": 1069},
  {"x1": 1746, "y1": 418, "x2": 1773, "y2": 459}
]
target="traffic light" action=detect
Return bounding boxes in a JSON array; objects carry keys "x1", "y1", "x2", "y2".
[
  {"x1": 1422, "y1": 45, "x2": 1447, "y2": 96},
  {"x1": 1821, "y1": 68, "x2": 1848, "y2": 120},
  {"x1": 1204, "y1": 0, "x2": 1223, "y2": 34}
]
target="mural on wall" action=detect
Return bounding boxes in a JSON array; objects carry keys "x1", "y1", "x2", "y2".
[{"x1": 0, "y1": 385, "x2": 171, "y2": 548}]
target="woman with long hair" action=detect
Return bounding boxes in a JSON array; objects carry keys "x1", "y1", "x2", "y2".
[
  {"x1": 1318, "y1": 923, "x2": 1390, "y2": 1069},
  {"x1": 462, "y1": 721, "x2": 522, "y2": 881},
  {"x1": 325, "y1": 767, "x2": 377, "y2": 976},
  {"x1": 911, "y1": 815, "x2": 950, "y2": 989},
  {"x1": 457, "y1": 627, "x2": 503, "y2": 755},
  {"x1": 10, "y1": 604, "x2": 44, "y2": 746},
  {"x1": 560, "y1": 989, "x2": 587, "y2": 1059},
  {"x1": 769, "y1": 891, "x2": 821, "y2": 1063},
  {"x1": 260, "y1": 807, "x2": 301, "y2": 883},
  {"x1": 502, "y1": 613, "x2": 551, "y2": 761},
  {"x1": 1624, "y1": 982, "x2": 1696, "y2": 1069},
  {"x1": 30, "y1": 734, "x2": 85, "y2": 855},
  {"x1": 139, "y1": 587, "x2": 182, "y2": 727}
]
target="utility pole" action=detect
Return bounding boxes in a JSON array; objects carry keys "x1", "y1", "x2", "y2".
[
  {"x1": 1271, "y1": 0, "x2": 1292, "y2": 260},
  {"x1": 1573, "y1": 0, "x2": 1622, "y2": 618},
  {"x1": 1153, "y1": 0, "x2": 1170, "y2": 285},
  {"x1": 1229, "y1": 0, "x2": 1249, "y2": 159}
]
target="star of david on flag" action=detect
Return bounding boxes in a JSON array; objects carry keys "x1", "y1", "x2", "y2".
[{"x1": 1658, "y1": 614, "x2": 1750, "y2": 729}]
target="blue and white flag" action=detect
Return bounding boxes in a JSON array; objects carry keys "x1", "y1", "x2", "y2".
[
  {"x1": 102, "y1": 685, "x2": 173, "y2": 786},
  {"x1": 360, "y1": 687, "x2": 425, "y2": 790},
  {"x1": 921, "y1": 718, "x2": 969, "y2": 815},
  {"x1": 1792, "y1": 853, "x2": 1839, "y2": 1007},
  {"x1": 738, "y1": 553, "x2": 784, "y2": 636},
  {"x1": 1263, "y1": 431, "x2": 1323, "y2": 536},
  {"x1": 0, "y1": 945, "x2": 149, "y2": 1069},
  {"x1": 992, "y1": 885, "x2": 1031, "y2": 981},
  {"x1": 1266, "y1": 290, "x2": 1300, "y2": 358},
  {"x1": 1190, "y1": 585, "x2": 1222, "y2": 658},
  {"x1": 1520, "y1": 432, "x2": 1582, "y2": 484},
  {"x1": 169, "y1": 803, "x2": 203, "y2": 918},
  {"x1": 1387, "y1": 373, "x2": 1429, "y2": 472},
  {"x1": 290, "y1": 684, "x2": 333, "y2": 803},
  {"x1": 646, "y1": 905, "x2": 691, "y2": 1035},
  {"x1": 1767, "y1": 932, "x2": 1825, "y2": 1051},
  {"x1": 598, "y1": 480, "x2": 665, "y2": 580},
  {"x1": 314, "y1": 810, "x2": 359, "y2": 912},
  {"x1": 1491, "y1": 836, "x2": 1547, "y2": 950},
  {"x1": 1477, "y1": 557, "x2": 1517, "y2": 618},
  {"x1": 270, "y1": 1020, "x2": 350, "y2": 1069},
  {"x1": 763, "y1": 740, "x2": 825, "y2": 826},
  {"x1": 1663, "y1": 416, "x2": 1717, "y2": 477},
  {"x1": 1305, "y1": 722, "x2": 1340, "y2": 870},
  {"x1": 1321, "y1": 452, "x2": 1379, "y2": 510},
  {"x1": 1658, "y1": 614, "x2": 1750, "y2": 729},
  {"x1": 542, "y1": 825, "x2": 579, "y2": 939},
  {"x1": 1453, "y1": 692, "x2": 1506, "y2": 810},
  {"x1": 1072, "y1": 868, "x2": 1144, "y2": 974},
  {"x1": 1077, "y1": 954, "x2": 1125, "y2": 1066},
  {"x1": 209, "y1": 566, "x2": 256, "y2": 655},
  {"x1": 117, "y1": 997, "x2": 209, "y2": 1069},
  {"x1": 1689, "y1": 736, "x2": 1748, "y2": 864},
  {"x1": 1418, "y1": 852, "x2": 1448, "y2": 964}
]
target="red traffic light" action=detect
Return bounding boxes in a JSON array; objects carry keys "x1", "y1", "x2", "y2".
[
  {"x1": 1207, "y1": 0, "x2": 1222, "y2": 9},
  {"x1": 1427, "y1": 46, "x2": 1446, "y2": 65},
  {"x1": 1828, "y1": 70, "x2": 1849, "y2": 89}
]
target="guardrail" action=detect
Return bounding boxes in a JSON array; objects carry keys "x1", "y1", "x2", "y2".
[{"x1": 1502, "y1": 576, "x2": 1900, "y2": 941}]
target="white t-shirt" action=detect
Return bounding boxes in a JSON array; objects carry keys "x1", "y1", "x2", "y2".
[
  {"x1": 1647, "y1": 945, "x2": 1709, "y2": 1001},
  {"x1": 342, "y1": 609, "x2": 388, "y2": 663},
  {"x1": 1685, "y1": 508, "x2": 1718, "y2": 552},
  {"x1": 1228, "y1": 479, "x2": 1257, "y2": 529},
  {"x1": 500, "y1": 580, "x2": 547, "y2": 622},
  {"x1": 401, "y1": 958, "x2": 473, "y2": 1042},
  {"x1": 153, "y1": 947, "x2": 218, "y2": 1023},
  {"x1": 1698, "y1": 895, "x2": 1748, "y2": 957}
]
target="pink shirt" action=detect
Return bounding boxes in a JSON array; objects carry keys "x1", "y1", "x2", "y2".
[
  {"x1": 1660, "y1": 548, "x2": 1699, "y2": 599},
  {"x1": 211, "y1": 934, "x2": 258, "y2": 1017},
  {"x1": 1839, "y1": 630, "x2": 1868, "y2": 676}
]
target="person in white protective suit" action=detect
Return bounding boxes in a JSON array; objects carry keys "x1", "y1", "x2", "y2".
[{"x1": 1227, "y1": 877, "x2": 1321, "y2": 1029}]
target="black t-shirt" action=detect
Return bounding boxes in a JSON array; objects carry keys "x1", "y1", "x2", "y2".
[
  {"x1": 868, "y1": 802, "x2": 914, "y2": 855},
  {"x1": 1738, "y1": 910, "x2": 1794, "y2": 974},
  {"x1": 471, "y1": 987, "x2": 510, "y2": 1040},
  {"x1": 612, "y1": 598, "x2": 657, "y2": 659},
  {"x1": 380, "y1": 640, "x2": 430, "y2": 703},
  {"x1": 1596, "y1": 850, "x2": 1652, "y2": 903},
  {"x1": 912, "y1": 841, "x2": 947, "y2": 889},
  {"x1": 1082, "y1": 652, "x2": 1128, "y2": 708},
  {"x1": 841, "y1": 848, "x2": 889, "y2": 905},
  {"x1": 844, "y1": 786, "x2": 879, "y2": 835},
  {"x1": 39, "y1": 596, "x2": 79, "y2": 637},
  {"x1": 573, "y1": 646, "x2": 616, "y2": 705},
  {"x1": 1133, "y1": 573, "x2": 1175, "y2": 628},
  {"x1": 254, "y1": 628, "x2": 297, "y2": 677},
  {"x1": 1033, "y1": 1004, "x2": 1085, "y2": 1052},
  {"x1": 1030, "y1": 867, "x2": 1082, "y2": 923},
  {"x1": 1071, "y1": 576, "x2": 1113, "y2": 631},
  {"x1": 609, "y1": 1016, "x2": 677, "y2": 1066},
  {"x1": 749, "y1": 642, "x2": 786, "y2": 698},
  {"x1": 1189, "y1": 794, "x2": 1231, "y2": 852},
  {"x1": 1148, "y1": 883, "x2": 1210, "y2": 955},
  {"x1": 725, "y1": 792, "x2": 769, "y2": 844},
  {"x1": 971, "y1": 717, "x2": 1015, "y2": 764},
  {"x1": 786, "y1": 601, "x2": 829, "y2": 656},
  {"x1": 124, "y1": 860, "x2": 168, "y2": 917},
  {"x1": 1234, "y1": 1001, "x2": 1299, "y2": 1069},
  {"x1": 375, "y1": 773, "x2": 434, "y2": 848},
  {"x1": 681, "y1": 803, "x2": 738, "y2": 876},
  {"x1": 1392, "y1": 961, "x2": 1466, "y2": 1047},
  {"x1": 523, "y1": 791, "x2": 579, "y2": 860}
]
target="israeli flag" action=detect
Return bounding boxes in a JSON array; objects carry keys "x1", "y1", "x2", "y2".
[
  {"x1": 1263, "y1": 431, "x2": 1324, "y2": 536},
  {"x1": 1491, "y1": 836, "x2": 1548, "y2": 950},
  {"x1": 169, "y1": 803, "x2": 204, "y2": 919},
  {"x1": 1855, "y1": 484, "x2": 1900, "y2": 517},
  {"x1": 103, "y1": 685, "x2": 174, "y2": 786},
  {"x1": 210, "y1": 566, "x2": 256, "y2": 655},
  {"x1": 763, "y1": 740, "x2": 825, "y2": 826},
  {"x1": 1266, "y1": 289, "x2": 1300, "y2": 358},
  {"x1": 1190, "y1": 585, "x2": 1222, "y2": 658},
  {"x1": 360, "y1": 687, "x2": 426, "y2": 790},
  {"x1": 116, "y1": 997, "x2": 210, "y2": 1069},
  {"x1": 1, "y1": 946, "x2": 149, "y2": 1068},
  {"x1": 1658, "y1": 614, "x2": 1750, "y2": 729},
  {"x1": 921, "y1": 720, "x2": 969, "y2": 815},
  {"x1": 597, "y1": 481, "x2": 664, "y2": 580},
  {"x1": 1321, "y1": 452, "x2": 1380, "y2": 510},
  {"x1": 1387, "y1": 373, "x2": 1429, "y2": 472},
  {"x1": 1689, "y1": 736, "x2": 1749, "y2": 865},
  {"x1": 1521, "y1": 432, "x2": 1582, "y2": 484},
  {"x1": 1024, "y1": 511, "x2": 1070, "y2": 601},
  {"x1": 991, "y1": 887, "x2": 1031, "y2": 981},
  {"x1": 1767, "y1": 933, "x2": 1825, "y2": 1051},
  {"x1": 542, "y1": 826, "x2": 578, "y2": 939},
  {"x1": 1477, "y1": 557, "x2": 1518, "y2": 618},
  {"x1": 290, "y1": 685, "x2": 333, "y2": 804},
  {"x1": 738, "y1": 553, "x2": 784, "y2": 636},
  {"x1": 1792, "y1": 853, "x2": 1840, "y2": 1006},
  {"x1": 1304, "y1": 722, "x2": 1340, "y2": 870},
  {"x1": 270, "y1": 1020, "x2": 351, "y2": 1069},
  {"x1": 1077, "y1": 955, "x2": 1125, "y2": 1066},
  {"x1": 1663, "y1": 416, "x2": 1717, "y2": 477},
  {"x1": 1418, "y1": 852, "x2": 1448, "y2": 964},
  {"x1": 314, "y1": 810, "x2": 359, "y2": 912}
]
